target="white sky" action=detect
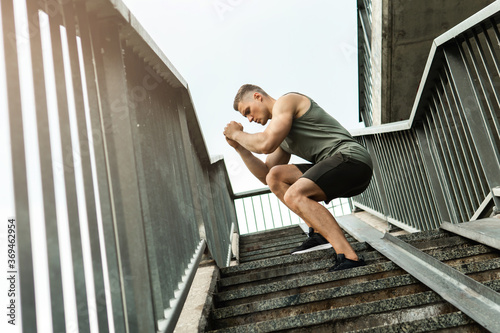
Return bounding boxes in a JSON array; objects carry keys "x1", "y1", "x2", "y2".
[{"x1": 122, "y1": 0, "x2": 363, "y2": 193}]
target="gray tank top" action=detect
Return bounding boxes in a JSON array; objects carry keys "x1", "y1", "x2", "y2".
[{"x1": 279, "y1": 93, "x2": 373, "y2": 168}]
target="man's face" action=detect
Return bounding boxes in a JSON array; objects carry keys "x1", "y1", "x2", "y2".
[{"x1": 238, "y1": 93, "x2": 270, "y2": 125}]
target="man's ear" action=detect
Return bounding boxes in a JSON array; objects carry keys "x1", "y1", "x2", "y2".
[{"x1": 253, "y1": 92, "x2": 262, "y2": 101}]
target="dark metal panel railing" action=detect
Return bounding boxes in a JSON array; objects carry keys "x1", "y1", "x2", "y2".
[
  {"x1": 2, "y1": 0, "x2": 236, "y2": 331},
  {"x1": 351, "y1": 2, "x2": 500, "y2": 231}
]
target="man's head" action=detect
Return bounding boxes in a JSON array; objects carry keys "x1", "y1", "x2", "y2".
[
  {"x1": 233, "y1": 84, "x2": 269, "y2": 110},
  {"x1": 233, "y1": 84, "x2": 272, "y2": 125}
]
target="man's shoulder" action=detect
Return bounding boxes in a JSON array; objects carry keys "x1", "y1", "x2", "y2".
[
  {"x1": 279, "y1": 92, "x2": 309, "y2": 101},
  {"x1": 276, "y1": 93, "x2": 311, "y2": 118}
]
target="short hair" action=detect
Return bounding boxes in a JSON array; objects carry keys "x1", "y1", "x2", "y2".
[{"x1": 233, "y1": 84, "x2": 269, "y2": 111}]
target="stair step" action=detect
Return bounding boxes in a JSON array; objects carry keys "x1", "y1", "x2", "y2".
[
  {"x1": 213, "y1": 258, "x2": 500, "y2": 325},
  {"x1": 217, "y1": 257, "x2": 400, "y2": 306},
  {"x1": 223, "y1": 233, "x2": 493, "y2": 284},
  {"x1": 208, "y1": 214, "x2": 500, "y2": 332},
  {"x1": 209, "y1": 281, "x2": 500, "y2": 332},
  {"x1": 239, "y1": 225, "x2": 304, "y2": 244},
  {"x1": 221, "y1": 242, "x2": 370, "y2": 278},
  {"x1": 239, "y1": 243, "x2": 306, "y2": 262},
  {"x1": 239, "y1": 233, "x2": 306, "y2": 253},
  {"x1": 349, "y1": 311, "x2": 477, "y2": 333},
  {"x1": 240, "y1": 232, "x2": 357, "y2": 257},
  {"x1": 217, "y1": 255, "x2": 500, "y2": 309},
  {"x1": 219, "y1": 232, "x2": 497, "y2": 300},
  {"x1": 214, "y1": 274, "x2": 426, "y2": 322}
]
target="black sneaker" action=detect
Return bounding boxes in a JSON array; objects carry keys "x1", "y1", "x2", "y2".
[
  {"x1": 291, "y1": 228, "x2": 331, "y2": 254},
  {"x1": 328, "y1": 254, "x2": 366, "y2": 272}
]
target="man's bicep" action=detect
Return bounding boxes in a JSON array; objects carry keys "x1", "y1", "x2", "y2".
[
  {"x1": 265, "y1": 147, "x2": 291, "y2": 169},
  {"x1": 263, "y1": 110, "x2": 293, "y2": 149},
  {"x1": 260, "y1": 98, "x2": 295, "y2": 153}
]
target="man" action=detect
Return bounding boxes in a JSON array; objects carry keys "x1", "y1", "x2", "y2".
[{"x1": 223, "y1": 84, "x2": 373, "y2": 271}]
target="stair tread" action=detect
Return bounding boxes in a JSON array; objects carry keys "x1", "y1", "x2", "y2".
[
  {"x1": 210, "y1": 281, "x2": 500, "y2": 331},
  {"x1": 215, "y1": 258, "x2": 500, "y2": 318},
  {"x1": 348, "y1": 311, "x2": 475, "y2": 333},
  {"x1": 208, "y1": 215, "x2": 500, "y2": 332}
]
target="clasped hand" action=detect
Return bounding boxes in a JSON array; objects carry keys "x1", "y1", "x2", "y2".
[
  {"x1": 224, "y1": 121, "x2": 243, "y2": 149},
  {"x1": 223, "y1": 121, "x2": 243, "y2": 140}
]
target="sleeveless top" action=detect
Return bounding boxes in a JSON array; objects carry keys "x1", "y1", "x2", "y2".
[{"x1": 279, "y1": 93, "x2": 373, "y2": 169}]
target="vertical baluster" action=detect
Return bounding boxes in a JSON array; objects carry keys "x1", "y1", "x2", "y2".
[
  {"x1": 45, "y1": 2, "x2": 92, "y2": 330},
  {"x1": 444, "y1": 42, "x2": 500, "y2": 209},
  {"x1": 443, "y1": 56, "x2": 490, "y2": 203},
  {"x1": 1, "y1": 0, "x2": 37, "y2": 330},
  {"x1": 434, "y1": 82, "x2": 474, "y2": 219},
  {"x1": 21, "y1": 1, "x2": 68, "y2": 331},
  {"x1": 60, "y1": 1, "x2": 112, "y2": 330}
]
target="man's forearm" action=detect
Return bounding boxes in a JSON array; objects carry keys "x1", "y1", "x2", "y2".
[
  {"x1": 235, "y1": 146, "x2": 269, "y2": 184},
  {"x1": 233, "y1": 131, "x2": 273, "y2": 155}
]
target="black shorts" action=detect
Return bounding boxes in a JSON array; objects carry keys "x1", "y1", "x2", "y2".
[{"x1": 295, "y1": 152, "x2": 373, "y2": 203}]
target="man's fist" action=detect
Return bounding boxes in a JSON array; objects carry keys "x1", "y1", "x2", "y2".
[{"x1": 223, "y1": 121, "x2": 243, "y2": 140}]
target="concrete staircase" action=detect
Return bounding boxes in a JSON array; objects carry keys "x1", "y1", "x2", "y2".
[{"x1": 206, "y1": 217, "x2": 500, "y2": 332}]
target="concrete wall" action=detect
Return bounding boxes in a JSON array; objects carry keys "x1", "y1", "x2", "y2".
[{"x1": 372, "y1": 0, "x2": 495, "y2": 124}]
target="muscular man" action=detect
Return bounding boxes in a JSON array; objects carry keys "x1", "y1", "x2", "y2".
[{"x1": 223, "y1": 84, "x2": 373, "y2": 271}]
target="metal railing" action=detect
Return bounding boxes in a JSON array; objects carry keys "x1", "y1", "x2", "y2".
[
  {"x1": 358, "y1": 0, "x2": 373, "y2": 127},
  {"x1": 1, "y1": 0, "x2": 236, "y2": 332},
  {"x1": 351, "y1": 2, "x2": 500, "y2": 232},
  {"x1": 233, "y1": 189, "x2": 352, "y2": 235}
]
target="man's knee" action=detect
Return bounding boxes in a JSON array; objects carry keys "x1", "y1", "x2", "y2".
[
  {"x1": 283, "y1": 185, "x2": 305, "y2": 210},
  {"x1": 266, "y1": 166, "x2": 285, "y2": 190}
]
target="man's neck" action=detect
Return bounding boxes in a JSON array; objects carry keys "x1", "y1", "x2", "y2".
[{"x1": 267, "y1": 97, "x2": 277, "y2": 119}]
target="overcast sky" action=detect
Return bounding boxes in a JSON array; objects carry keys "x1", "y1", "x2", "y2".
[
  {"x1": 119, "y1": 0, "x2": 360, "y2": 192},
  {"x1": 121, "y1": 0, "x2": 362, "y2": 192}
]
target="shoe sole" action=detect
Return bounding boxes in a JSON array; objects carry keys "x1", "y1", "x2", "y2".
[{"x1": 291, "y1": 243, "x2": 332, "y2": 255}]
